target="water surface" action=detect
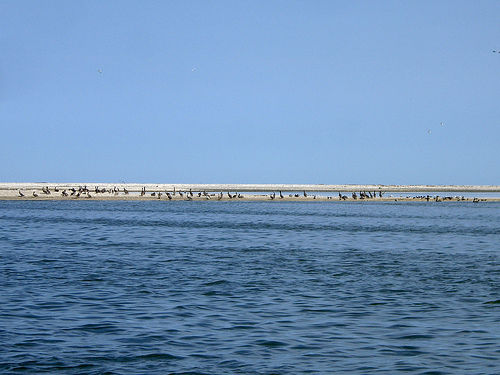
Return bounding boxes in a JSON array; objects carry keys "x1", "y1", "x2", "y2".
[{"x1": 1, "y1": 201, "x2": 499, "y2": 374}]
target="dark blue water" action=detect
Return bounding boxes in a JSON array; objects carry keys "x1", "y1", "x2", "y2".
[{"x1": 0, "y1": 200, "x2": 499, "y2": 374}]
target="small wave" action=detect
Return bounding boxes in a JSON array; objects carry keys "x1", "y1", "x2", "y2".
[
  {"x1": 203, "y1": 280, "x2": 229, "y2": 286},
  {"x1": 483, "y1": 299, "x2": 500, "y2": 304},
  {"x1": 137, "y1": 353, "x2": 184, "y2": 361},
  {"x1": 74, "y1": 322, "x2": 123, "y2": 334},
  {"x1": 393, "y1": 334, "x2": 435, "y2": 340},
  {"x1": 255, "y1": 340, "x2": 289, "y2": 348}
]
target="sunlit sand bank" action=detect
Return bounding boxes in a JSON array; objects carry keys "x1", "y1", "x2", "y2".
[{"x1": 1, "y1": 183, "x2": 499, "y2": 202}]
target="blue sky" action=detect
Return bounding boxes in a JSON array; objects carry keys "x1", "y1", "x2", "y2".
[{"x1": 1, "y1": 1, "x2": 499, "y2": 185}]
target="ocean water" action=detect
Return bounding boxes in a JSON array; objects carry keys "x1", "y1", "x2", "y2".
[{"x1": 0, "y1": 200, "x2": 499, "y2": 375}]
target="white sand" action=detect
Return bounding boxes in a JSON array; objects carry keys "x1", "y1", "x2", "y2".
[{"x1": 1, "y1": 183, "x2": 499, "y2": 201}]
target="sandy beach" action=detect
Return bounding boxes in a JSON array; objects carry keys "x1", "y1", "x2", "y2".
[{"x1": 1, "y1": 183, "x2": 499, "y2": 202}]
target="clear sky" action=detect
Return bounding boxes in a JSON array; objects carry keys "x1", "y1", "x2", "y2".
[{"x1": 1, "y1": 1, "x2": 499, "y2": 185}]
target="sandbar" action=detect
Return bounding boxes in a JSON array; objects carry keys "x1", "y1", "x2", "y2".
[{"x1": 1, "y1": 183, "x2": 499, "y2": 202}]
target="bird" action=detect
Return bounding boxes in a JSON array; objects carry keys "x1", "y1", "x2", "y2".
[
  {"x1": 428, "y1": 130, "x2": 431, "y2": 133},
  {"x1": 18, "y1": 190, "x2": 24, "y2": 197},
  {"x1": 98, "y1": 70, "x2": 102, "y2": 73},
  {"x1": 493, "y1": 51, "x2": 500, "y2": 53}
]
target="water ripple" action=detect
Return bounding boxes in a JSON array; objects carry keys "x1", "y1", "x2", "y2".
[{"x1": 0, "y1": 201, "x2": 499, "y2": 374}]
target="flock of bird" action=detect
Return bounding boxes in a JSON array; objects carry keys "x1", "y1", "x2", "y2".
[
  {"x1": 17, "y1": 186, "x2": 240, "y2": 200},
  {"x1": 17, "y1": 186, "x2": 385, "y2": 201},
  {"x1": 16, "y1": 186, "x2": 483, "y2": 202}
]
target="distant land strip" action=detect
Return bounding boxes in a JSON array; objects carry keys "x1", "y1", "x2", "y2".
[{"x1": 1, "y1": 183, "x2": 500, "y2": 193}]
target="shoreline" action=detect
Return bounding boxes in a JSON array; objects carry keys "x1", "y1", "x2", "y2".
[{"x1": 1, "y1": 183, "x2": 499, "y2": 202}]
